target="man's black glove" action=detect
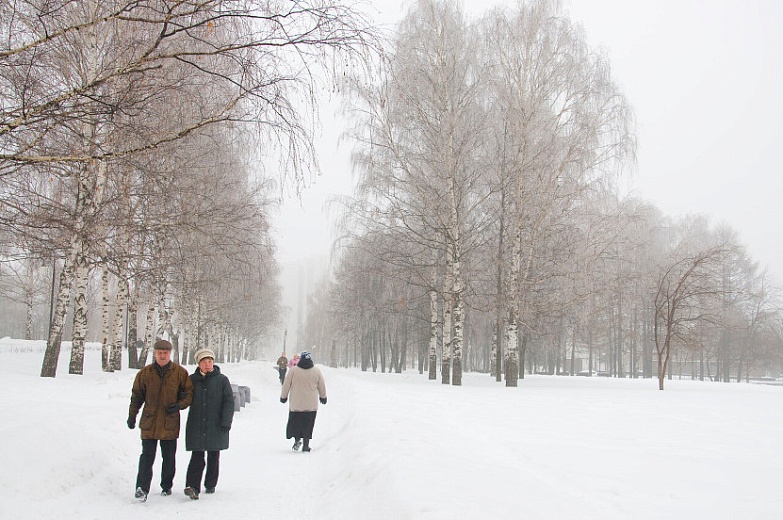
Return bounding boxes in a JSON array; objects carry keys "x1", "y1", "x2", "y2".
[
  {"x1": 221, "y1": 425, "x2": 231, "y2": 433},
  {"x1": 127, "y1": 417, "x2": 136, "y2": 429},
  {"x1": 280, "y1": 397, "x2": 287, "y2": 404},
  {"x1": 319, "y1": 397, "x2": 327, "y2": 405},
  {"x1": 166, "y1": 403, "x2": 179, "y2": 414}
]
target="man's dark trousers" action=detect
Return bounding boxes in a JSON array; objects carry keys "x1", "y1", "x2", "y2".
[{"x1": 136, "y1": 439, "x2": 177, "y2": 492}]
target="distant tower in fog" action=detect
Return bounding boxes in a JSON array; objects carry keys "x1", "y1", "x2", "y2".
[
  {"x1": 280, "y1": 255, "x2": 328, "y2": 354},
  {"x1": 297, "y1": 262, "x2": 304, "y2": 351},
  {"x1": 295, "y1": 257, "x2": 319, "y2": 351}
]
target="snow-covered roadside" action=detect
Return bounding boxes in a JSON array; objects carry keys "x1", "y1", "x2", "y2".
[{"x1": 2, "y1": 338, "x2": 782, "y2": 520}]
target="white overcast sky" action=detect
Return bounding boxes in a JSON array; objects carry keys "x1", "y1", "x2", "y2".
[{"x1": 275, "y1": 0, "x2": 783, "y2": 283}]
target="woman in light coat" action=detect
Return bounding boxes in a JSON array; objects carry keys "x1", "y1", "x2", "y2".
[{"x1": 280, "y1": 351, "x2": 327, "y2": 452}]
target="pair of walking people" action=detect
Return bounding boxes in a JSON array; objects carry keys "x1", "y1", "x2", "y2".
[{"x1": 128, "y1": 341, "x2": 234, "y2": 501}]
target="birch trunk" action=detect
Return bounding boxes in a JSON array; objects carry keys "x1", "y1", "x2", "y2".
[
  {"x1": 68, "y1": 242, "x2": 89, "y2": 375},
  {"x1": 67, "y1": 7, "x2": 110, "y2": 376},
  {"x1": 441, "y1": 267, "x2": 453, "y2": 385},
  {"x1": 449, "y1": 177, "x2": 464, "y2": 386},
  {"x1": 40, "y1": 243, "x2": 76, "y2": 377},
  {"x1": 126, "y1": 281, "x2": 140, "y2": 368},
  {"x1": 179, "y1": 308, "x2": 189, "y2": 365},
  {"x1": 25, "y1": 265, "x2": 34, "y2": 340},
  {"x1": 504, "y1": 227, "x2": 523, "y2": 387},
  {"x1": 227, "y1": 326, "x2": 233, "y2": 362},
  {"x1": 399, "y1": 324, "x2": 409, "y2": 373},
  {"x1": 137, "y1": 302, "x2": 156, "y2": 367},
  {"x1": 451, "y1": 283, "x2": 463, "y2": 386},
  {"x1": 101, "y1": 262, "x2": 112, "y2": 372},
  {"x1": 217, "y1": 323, "x2": 225, "y2": 363},
  {"x1": 428, "y1": 277, "x2": 438, "y2": 380},
  {"x1": 156, "y1": 283, "x2": 169, "y2": 353},
  {"x1": 493, "y1": 187, "x2": 507, "y2": 382},
  {"x1": 110, "y1": 269, "x2": 128, "y2": 371},
  {"x1": 504, "y1": 313, "x2": 520, "y2": 386},
  {"x1": 209, "y1": 321, "x2": 218, "y2": 360}
]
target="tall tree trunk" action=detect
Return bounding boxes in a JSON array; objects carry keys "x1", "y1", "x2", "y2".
[
  {"x1": 519, "y1": 329, "x2": 527, "y2": 379},
  {"x1": 25, "y1": 264, "x2": 34, "y2": 341},
  {"x1": 569, "y1": 326, "x2": 576, "y2": 376},
  {"x1": 616, "y1": 293, "x2": 625, "y2": 378},
  {"x1": 656, "y1": 323, "x2": 673, "y2": 391},
  {"x1": 588, "y1": 325, "x2": 594, "y2": 375},
  {"x1": 399, "y1": 324, "x2": 409, "y2": 373},
  {"x1": 451, "y1": 252, "x2": 464, "y2": 386},
  {"x1": 493, "y1": 176, "x2": 507, "y2": 382},
  {"x1": 137, "y1": 301, "x2": 156, "y2": 367},
  {"x1": 504, "y1": 227, "x2": 524, "y2": 387},
  {"x1": 428, "y1": 282, "x2": 438, "y2": 380},
  {"x1": 40, "y1": 244, "x2": 77, "y2": 377},
  {"x1": 360, "y1": 330, "x2": 369, "y2": 372},
  {"x1": 126, "y1": 284, "x2": 140, "y2": 368},
  {"x1": 111, "y1": 272, "x2": 128, "y2": 371},
  {"x1": 505, "y1": 310, "x2": 519, "y2": 387},
  {"x1": 101, "y1": 262, "x2": 112, "y2": 372},
  {"x1": 441, "y1": 253, "x2": 453, "y2": 384},
  {"x1": 491, "y1": 325, "x2": 500, "y2": 381},
  {"x1": 180, "y1": 318, "x2": 189, "y2": 365},
  {"x1": 449, "y1": 173, "x2": 464, "y2": 386},
  {"x1": 68, "y1": 242, "x2": 89, "y2": 375}
]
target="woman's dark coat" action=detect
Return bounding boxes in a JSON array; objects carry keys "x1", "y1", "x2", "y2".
[{"x1": 185, "y1": 365, "x2": 234, "y2": 451}]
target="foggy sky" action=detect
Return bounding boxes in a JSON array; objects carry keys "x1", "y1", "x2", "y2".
[{"x1": 276, "y1": 0, "x2": 783, "y2": 284}]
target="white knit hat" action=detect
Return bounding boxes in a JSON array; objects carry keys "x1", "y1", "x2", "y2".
[{"x1": 194, "y1": 348, "x2": 215, "y2": 363}]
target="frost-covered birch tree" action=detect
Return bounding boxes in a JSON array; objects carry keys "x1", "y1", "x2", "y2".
[
  {"x1": 482, "y1": 0, "x2": 635, "y2": 386},
  {"x1": 344, "y1": 0, "x2": 492, "y2": 385}
]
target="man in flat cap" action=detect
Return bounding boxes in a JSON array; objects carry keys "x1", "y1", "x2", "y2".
[{"x1": 127, "y1": 339, "x2": 193, "y2": 501}]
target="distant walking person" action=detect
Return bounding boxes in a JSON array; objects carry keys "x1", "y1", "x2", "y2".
[
  {"x1": 127, "y1": 339, "x2": 193, "y2": 501},
  {"x1": 276, "y1": 352, "x2": 288, "y2": 384},
  {"x1": 280, "y1": 351, "x2": 327, "y2": 452},
  {"x1": 183, "y1": 348, "x2": 234, "y2": 500}
]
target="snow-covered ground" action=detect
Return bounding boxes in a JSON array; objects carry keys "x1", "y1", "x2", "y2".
[{"x1": 2, "y1": 338, "x2": 781, "y2": 520}]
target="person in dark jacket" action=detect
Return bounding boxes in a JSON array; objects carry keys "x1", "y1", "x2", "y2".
[
  {"x1": 280, "y1": 351, "x2": 327, "y2": 452},
  {"x1": 276, "y1": 352, "x2": 288, "y2": 384},
  {"x1": 183, "y1": 348, "x2": 235, "y2": 500},
  {"x1": 128, "y1": 339, "x2": 193, "y2": 501}
]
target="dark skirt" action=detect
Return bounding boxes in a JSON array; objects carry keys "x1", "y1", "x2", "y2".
[{"x1": 286, "y1": 411, "x2": 317, "y2": 440}]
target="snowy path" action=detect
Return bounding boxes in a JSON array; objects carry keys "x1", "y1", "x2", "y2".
[{"x1": 3, "y1": 343, "x2": 783, "y2": 520}]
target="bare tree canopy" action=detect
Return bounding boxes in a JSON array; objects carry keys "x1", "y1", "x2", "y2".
[
  {"x1": 0, "y1": 0, "x2": 376, "y2": 185},
  {"x1": 301, "y1": 0, "x2": 783, "y2": 389},
  {"x1": 0, "y1": 0, "x2": 379, "y2": 377}
]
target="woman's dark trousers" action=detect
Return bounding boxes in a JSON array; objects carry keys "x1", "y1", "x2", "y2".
[{"x1": 186, "y1": 450, "x2": 220, "y2": 492}]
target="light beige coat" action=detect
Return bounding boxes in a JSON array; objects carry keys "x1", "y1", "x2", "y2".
[{"x1": 281, "y1": 365, "x2": 326, "y2": 411}]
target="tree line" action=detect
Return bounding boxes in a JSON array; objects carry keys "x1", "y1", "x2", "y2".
[
  {"x1": 0, "y1": 0, "x2": 375, "y2": 376},
  {"x1": 298, "y1": 0, "x2": 783, "y2": 390}
]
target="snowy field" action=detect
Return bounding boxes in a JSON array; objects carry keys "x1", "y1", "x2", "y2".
[{"x1": 1, "y1": 338, "x2": 782, "y2": 520}]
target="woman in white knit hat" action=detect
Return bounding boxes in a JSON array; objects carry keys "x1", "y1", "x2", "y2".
[{"x1": 183, "y1": 348, "x2": 234, "y2": 500}]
